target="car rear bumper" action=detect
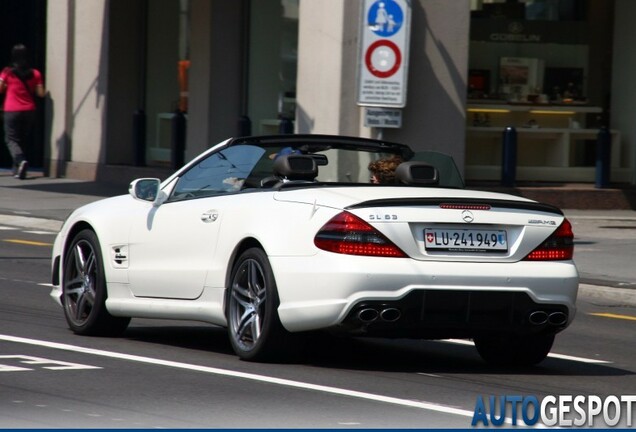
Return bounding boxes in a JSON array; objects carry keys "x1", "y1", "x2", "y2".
[
  {"x1": 270, "y1": 255, "x2": 578, "y2": 334},
  {"x1": 338, "y1": 290, "x2": 570, "y2": 339}
]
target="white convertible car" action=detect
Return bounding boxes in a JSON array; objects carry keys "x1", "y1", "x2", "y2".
[{"x1": 50, "y1": 135, "x2": 578, "y2": 366}]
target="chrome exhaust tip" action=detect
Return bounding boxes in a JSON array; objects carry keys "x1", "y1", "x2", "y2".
[
  {"x1": 528, "y1": 310, "x2": 549, "y2": 325},
  {"x1": 380, "y1": 308, "x2": 401, "y2": 322},
  {"x1": 548, "y1": 311, "x2": 568, "y2": 326},
  {"x1": 357, "y1": 308, "x2": 379, "y2": 323}
]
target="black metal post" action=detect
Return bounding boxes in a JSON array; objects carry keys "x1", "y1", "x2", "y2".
[
  {"x1": 595, "y1": 127, "x2": 611, "y2": 188},
  {"x1": 132, "y1": 109, "x2": 146, "y2": 166},
  {"x1": 171, "y1": 110, "x2": 186, "y2": 170},
  {"x1": 278, "y1": 116, "x2": 293, "y2": 134},
  {"x1": 238, "y1": 115, "x2": 252, "y2": 137},
  {"x1": 501, "y1": 126, "x2": 517, "y2": 187}
]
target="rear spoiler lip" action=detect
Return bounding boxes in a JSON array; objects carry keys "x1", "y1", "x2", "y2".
[{"x1": 346, "y1": 197, "x2": 564, "y2": 216}]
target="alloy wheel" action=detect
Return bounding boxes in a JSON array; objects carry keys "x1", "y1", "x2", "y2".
[
  {"x1": 63, "y1": 239, "x2": 98, "y2": 327},
  {"x1": 229, "y1": 258, "x2": 268, "y2": 352}
]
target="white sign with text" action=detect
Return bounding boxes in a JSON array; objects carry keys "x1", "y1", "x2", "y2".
[{"x1": 357, "y1": 0, "x2": 411, "y2": 108}]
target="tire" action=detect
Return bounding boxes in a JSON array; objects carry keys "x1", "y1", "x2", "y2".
[
  {"x1": 474, "y1": 333, "x2": 555, "y2": 367},
  {"x1": 227, "y1": 247, "x2": 290, "y2": 361},
  {"x1": 62, "y1": 229, "x2": 130, "y2": 336}
]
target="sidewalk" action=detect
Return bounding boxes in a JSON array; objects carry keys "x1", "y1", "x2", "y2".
[
  {"x1": 469, "y1": 181, "x2": 636, "y2": 210},
  {"x1": 0, "y1": 169, "x2": 125, "y2": 228},
  {"x1": 1, "y1": 169, "x2": 635, "y2": 306}
]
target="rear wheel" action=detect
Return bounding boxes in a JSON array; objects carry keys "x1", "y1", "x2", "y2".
[
  {"x1": 62, "y1": 229, "x2": 130, "y2": 336},
  {"x1": 227, "y1": 248, "x2": 290, "y2": 361},
  {"x1": 474, "y1": 333, "x2": 555, "y2": 367}
]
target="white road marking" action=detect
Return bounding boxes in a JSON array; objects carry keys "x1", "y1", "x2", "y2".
[
  {"x1": 0, "y1": 224, "x2": 56, "y2": 235},
  {"x1": 417, "y1": 373, "x2": 442, "y2": 378},
  {"x1": 0, "y1": 334, "x2": 475, "y2": 421},
  {"x1": 0, "y1": 355, "x2": 101, "y2": 371},
  {"x1": 442, "y1": 339, "x2": 611, "y2": 364},
  {"x1": 543, "y1": 353, "x2": 611, "y2": 364}
]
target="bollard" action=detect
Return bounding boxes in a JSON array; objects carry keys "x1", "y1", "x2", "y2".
[
  {"x1": 238, "y1": 115, "x2": 252, "y2": 137},
  {"x1": 501, "y1": 126, "x2": 517, "y2": 187},
  {"x1": 278, "y1": 116, "x2": 294, "y2": 134},
  {"x1": 171, "y1": 110, "x2": 186, "y2": 170},
  {"x1": 132, "y1": 109, "x2": 146, "y2": 166},
  {"x1": 595, "y1": 126, "x2": 611, "y2": 188}
]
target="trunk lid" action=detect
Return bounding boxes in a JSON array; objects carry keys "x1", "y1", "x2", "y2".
[{"x1": 275, "y1": 186, "x2": 564, "y2": 263}]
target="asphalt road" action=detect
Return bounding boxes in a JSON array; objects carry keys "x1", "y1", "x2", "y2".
[
  {"x1": 0, "y1": 225, "x2": 635, "y2": 428},
  {"x1": 566, "y1": 211, "x2": 636, "y2": 288}
]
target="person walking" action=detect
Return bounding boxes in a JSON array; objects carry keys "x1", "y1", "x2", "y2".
[{"x1": 0, "y1": 44, "x2": 45, "y2": 179}]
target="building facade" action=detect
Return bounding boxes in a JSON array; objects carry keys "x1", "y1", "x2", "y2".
[{"x1": 40, "y1": 0, "x2": 636, "y2": 185}]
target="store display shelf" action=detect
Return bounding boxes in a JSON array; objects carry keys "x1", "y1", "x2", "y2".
[{"x1": 467, "y1": 102, "x2": 602, "y2": 114}]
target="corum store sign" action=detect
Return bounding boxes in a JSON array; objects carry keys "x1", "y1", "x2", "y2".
[
  {"x1": 471, "y1": 19, "x2": 588, "y2": 45},
  {"x1": 489, "y1": 22, "x2": 541, "y2": 43}
]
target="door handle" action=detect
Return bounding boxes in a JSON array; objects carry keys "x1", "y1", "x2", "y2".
[{"x1": 201, "y1": 210, "x2": 218, "y2": 223}]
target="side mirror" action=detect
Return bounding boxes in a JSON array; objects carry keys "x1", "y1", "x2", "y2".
[{"x1": 129, "y1": 178, "x2": 167, "y2": 206}]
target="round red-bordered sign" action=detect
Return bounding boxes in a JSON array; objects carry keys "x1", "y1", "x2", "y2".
[{"x1": 365, "y1": 39, "x2": 402, "y2": 79}]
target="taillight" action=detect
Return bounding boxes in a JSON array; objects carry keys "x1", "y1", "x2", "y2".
[
  {"x1": 314, "y1": 211, "x2": 407, "y2": 257},
  {"x1": 524, "y1": 218, "x2": 574, "y2": 261}
]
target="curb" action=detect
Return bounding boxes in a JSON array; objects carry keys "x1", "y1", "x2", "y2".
[
  {"x1": 0, "y1": 214, "x2": 62, "y2": 232},
  {"x1": 578, "y1": 284, "x2": 636, "y2": 308}
]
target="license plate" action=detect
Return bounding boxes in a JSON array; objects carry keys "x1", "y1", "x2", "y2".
[{"x1": 424, "y1": 228, "x2": 507, "y2": 252}]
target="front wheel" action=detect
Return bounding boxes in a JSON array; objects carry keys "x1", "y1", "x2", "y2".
[
  {"x1": 474, "y1": 333, "x2": 555, "y2": 367},
  {"x1": 62, "y1": 229, "x2": 130, "y2": 336},
  {"x1": 227, "y1": 248, "x2": 290, "y2": 361}
]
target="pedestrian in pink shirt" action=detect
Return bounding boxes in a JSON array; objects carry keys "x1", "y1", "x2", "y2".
[{"x1": 0, "y1": 44, "x2": 45, "y2": 179}]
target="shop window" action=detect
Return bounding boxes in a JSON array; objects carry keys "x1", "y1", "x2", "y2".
[
  {"x1": 470, "y1": 0, "x2": 586, "y2": 21},
  {"x1": 247, "y1": 0, "x2": 298, "y2": 135},
  {"x1": 468, "y1": 0, "x2": 594, "y2": 104},
  {"x1": 465, "y1": 0, "x2": 618, "y2": 181},
  {"x1": 145, "y1": 0, "x2": 190, "y2": 165}
]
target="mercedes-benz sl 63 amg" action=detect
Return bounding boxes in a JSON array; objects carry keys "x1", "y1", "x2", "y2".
[{"x1": 50, "y1": 135, "x2": 578, "y2": 366}]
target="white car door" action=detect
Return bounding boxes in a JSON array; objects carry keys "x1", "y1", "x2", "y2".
[
  {"x1": 126, "y1": 144, "x2": 266, "y2": 299},
  {"x1": 127, "y1": 197, "x2": 222, "y2": 299}
]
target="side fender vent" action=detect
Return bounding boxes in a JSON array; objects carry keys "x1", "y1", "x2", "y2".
[{"x1": 111, "y1": 245, "x2": 129, "y2": 268}]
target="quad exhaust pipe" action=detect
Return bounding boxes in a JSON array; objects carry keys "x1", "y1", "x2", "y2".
[
  {"x1": 528, "y1": 311, "x2": 548, "y2": 325},
  {"x1": 357, "y1": 307, "x2": 565, "y2": 326},
  {"x1": 529, "y1": 310, "x2": 568, "y2": 326},
  {"x1": 357, "y1": 308, "x2": 379, "y2": 323},
  {"x1": 380, "y1": 308, "x2": 401, "y2": 322},
  {"x1": 548, "y1": 311, "x2": 568, "y2": 326},
  {"x1": 356, "y1": 307, "x2": 401, "y2": 323}
]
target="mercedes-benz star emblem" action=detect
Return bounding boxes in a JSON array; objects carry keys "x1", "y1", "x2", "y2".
[{"x1": 462, "y1": 210, "x2": 474, "y2": 223}]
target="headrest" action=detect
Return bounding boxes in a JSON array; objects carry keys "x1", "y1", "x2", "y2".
[
  {"x1": 395, "y1": 161, "x2": 439, "y2": 186},
  {"x1": 273, "y1": 154, "x2": 318, "y2": 181}
]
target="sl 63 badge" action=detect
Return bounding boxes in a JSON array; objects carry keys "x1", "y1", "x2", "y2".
[{"x1": 369, "y1": 214, "x2": 398, "y2": 220}]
